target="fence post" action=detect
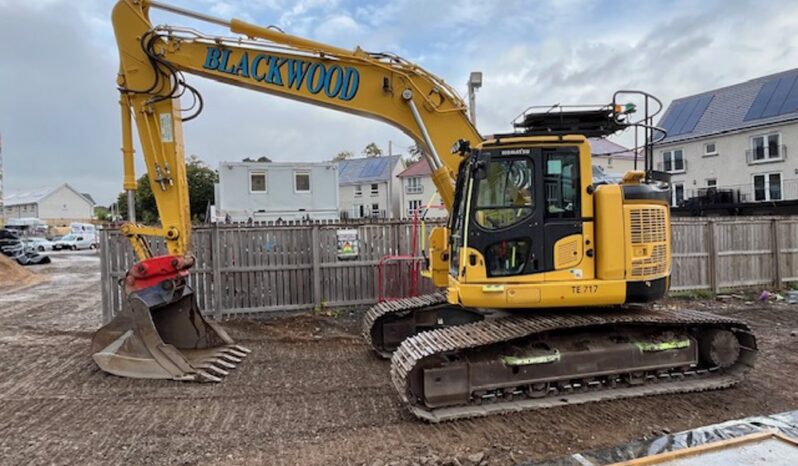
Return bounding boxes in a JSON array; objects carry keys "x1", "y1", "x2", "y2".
[
  {"x1": 772, "y1": 218, "x2": 783, "y2": 289},
  {"x1": 99, "y1": 230, "x2": 112, "y2": 323},
  {"x1": 312, "y1": 225, "x2": 322, "y2": 308},
  {"x1": 707, "y1": 220, "x2": 720, "y2": 294},
  {"x1": 212, "y1": 224, "x2": 223, "y2": 320}
]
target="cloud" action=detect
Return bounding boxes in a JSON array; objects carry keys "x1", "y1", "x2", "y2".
[
  {"x1": 2, "y1": 0, "x2": 798, "y2": 206},
  {"x1": 0, "y1": 0, "x2": 121, "y2": 206}
]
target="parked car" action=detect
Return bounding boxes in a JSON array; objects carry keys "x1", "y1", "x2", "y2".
[
  {"x1": 0, "y1": 228, "x2": 19, "y2": 251},
  {"x1": 53, "y1": 234, "x2": 96, "y2": 251},
  {"x1": 0, "y1": 229, "x2": 51, "y2": 265},
  {"x1": 3, "y1": 243, "x2": 51, "y2": 265},
  {"x1": 22, "y1": 237, "x2": 54, "y2": 252}
]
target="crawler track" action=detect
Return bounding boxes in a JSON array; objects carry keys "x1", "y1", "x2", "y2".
[
  {"x1": 380, "y1": 296, "x2": 757, "y2": 422},
  {"x1": 362, "y1": 292, "x2": 450, "y2": 358}
]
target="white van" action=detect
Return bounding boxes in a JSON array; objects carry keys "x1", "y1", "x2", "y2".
[{"x1": 53, "y1": 234, "x2": 96, "y2": 251}]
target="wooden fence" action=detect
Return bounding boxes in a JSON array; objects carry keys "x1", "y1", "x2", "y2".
[
  {"x1": 99, "y1": 217, "x2": 798, "y2": 321},
  {"x1": 99, "y1": 220, "x2": 439, "y2": 322},
  {"x1": 671, "y1": 216, "x2": 798, "y2": 292}
]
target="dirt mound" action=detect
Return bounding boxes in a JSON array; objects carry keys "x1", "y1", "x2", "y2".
[{"x1": 0, "y1": 254, "x2": 42, "y2": 289}]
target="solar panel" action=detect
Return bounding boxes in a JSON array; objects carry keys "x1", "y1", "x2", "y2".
[
  {"x1": 762, "y1": 74, "x2": 798, "y2": 118},
  {"x1": 660, "y1": 94, "x2": 713, "y2": 137},
  {"x1": 660, "y1": 100, "x2": 688, "y2": 135},
  {"x1": 359, "y1": 158, "x2": 388, "y2": 178},
  {"x1": 670, "y1": 98, "x2": 700, "y2": 135},
  {"x1": 678, "y1": 94, "x2": 713, "y2": 135},
  {"x1": 745, "y1": 73, "x2": 798, "y2": 121},
  {"x1": 783, "y1": 79, "x2": 798, "y2": 114}
]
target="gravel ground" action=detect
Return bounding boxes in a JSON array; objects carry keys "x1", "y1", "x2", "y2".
[{"x1": 1, "y1": 252, "x2": 797, "y2": 465}]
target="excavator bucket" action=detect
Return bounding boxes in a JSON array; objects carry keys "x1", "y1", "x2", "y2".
[{"x1": 91, "y1": 256, "x2": 249, "y2": 382}]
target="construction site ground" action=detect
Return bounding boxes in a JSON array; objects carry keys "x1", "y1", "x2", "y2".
[{"x1": 1, "y1": 252, "x2": 797, "y2": 466}]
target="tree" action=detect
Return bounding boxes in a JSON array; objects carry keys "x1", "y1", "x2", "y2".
[
  {"x1": 242, "y1": 156, "x2": 272, "y2": 162},
  {"x1": 362, "y1": 142, "x2": 383, "y2": 158},
  {"x1": 403, "y1": 143, "x2": 425, "y2": 166},
  {"x1": 332, "y1": 150, "x2": 353, "y2": 162},
  {"x1": 116, "y1": 155, "x2": 219, "y2": 225}
]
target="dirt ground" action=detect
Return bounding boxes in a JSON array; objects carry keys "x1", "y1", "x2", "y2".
[{"x1": 1, "y1": 252, "x2": 797, "y2": 465}]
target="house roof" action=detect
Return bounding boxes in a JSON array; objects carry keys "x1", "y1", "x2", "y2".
[
  {"x1": 5, "y1": 184, "x2": 93, "y2": 207},
  {"x1": 80, "y1": 193, "x2": 96, "y2": 205},
  {"x1": 397, "y1": 158, "x2": 433, "y2": 178},
  {"x1": 336, "y1": 155, "x2": 401, "y2": 185},
  {"x1": 5, "y1": 186, "x2": 59, "y2": 206},
  {"x1": 588, "y1": 138, "x2": 636, "y2": 159},
  {"x1": 657, "y1": 68, "x2": 798, "y2": 145}
]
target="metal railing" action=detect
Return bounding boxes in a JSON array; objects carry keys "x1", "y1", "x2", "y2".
[
  {"x1": 679, "y1": 178, "x2": 798, "y2": 206},
  {"x1": 656, "y1": 158, "x2": 687, "y2": 173},
  {"x1": 746, "y1": 144, "x2": 787, "y2": 164},
  {"x1": 340, "y1": 209, "x2": 388, "y2": 220}
]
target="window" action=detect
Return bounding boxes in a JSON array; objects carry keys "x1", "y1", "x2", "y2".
[
  {"x1": 354, "y1": 185, "x2": 362, "y2": 197},
  {"x1": 544, "y1": 152, "x2": 579, "y2": 219},
  {"x1": 671, "y1": 182, "x2": 685, "y2": 207},
  {"x1": 751, "y1": 133, "x2": 781, "y2": 162},
  {"x1": 406, "y1": 177, "x2": 423, "y2": 194},
  {"x1": 407, "y1": 200, "x2": 423, "y2": 217},
  {"x1": 352, "y1": 204, "x2": 365, "y2": 218},
  {"x1": 704, "y1": 142, "x2": 717, "y2": 157},
  {"x1": 662, "y1": 149, "x2": 685, "y2": 173},
  {"x1": 294, "y1": 171, "x2": 311, "y2": 193},
  {"x1": 706, "y1": 178, "x2": 717, "y2": 195},
  {"x1": 474, "y1": 158, "x2": 534, "y2": 230},
  {"x1": 250, "y1": 171, "x2": 267, "y2": 192},
  {"x1": 371, "y1": 183, "x2": 379, "y2": 196},
  {"x1": 371, "y1": 203, "x2": 380, "y2": 217},
  {"x1": 753, "y1": 173, "x2": 782, "y2": 201}
]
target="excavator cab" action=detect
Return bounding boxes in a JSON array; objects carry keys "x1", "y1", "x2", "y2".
[{"x1": 442, "y1": 95, "x2": 673, "y2": 310}]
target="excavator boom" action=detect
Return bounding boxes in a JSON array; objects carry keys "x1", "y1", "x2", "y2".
[{"x1": 92, "y1": 0, "x2": 480, "y2": 383}]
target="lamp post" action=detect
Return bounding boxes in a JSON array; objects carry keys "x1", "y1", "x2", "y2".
[{"x1": 467, "y1": 71, "x2": 483, "y2": 126}]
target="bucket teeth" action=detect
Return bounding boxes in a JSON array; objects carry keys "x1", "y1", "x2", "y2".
[
  {"x1": 232, "y1": 345, "x2": 252, "y2": 354},
  {"x1": 198, "y1": 363, "x2": 230, "y2": 377},
  {"x1": 206, "y1": 357, "x2": 237, "y2": 369},
  {"x1": 219, "y1": 353, "x2": 243, "y2": 364},
  {"x1": 225, "y1": 348, "x2": 249, "y2": 359},
  {"x1": 195, "y1": 369, "x2": 222, "y2": 383}
]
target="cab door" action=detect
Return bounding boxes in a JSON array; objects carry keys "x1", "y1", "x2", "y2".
[
  {"x1": 541, "y1": 147, "x2": 584, "y2": 272},
  {"x1": 466, "y1": 150, "x2": 545, "y2": 279}
]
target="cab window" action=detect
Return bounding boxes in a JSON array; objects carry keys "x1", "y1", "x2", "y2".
[
  {"x1": 544, "y1": 152, "x2": 579, "y2": 218},
  {"x1": 474, "y1": 158, "x2": 534, "y2": 230}
]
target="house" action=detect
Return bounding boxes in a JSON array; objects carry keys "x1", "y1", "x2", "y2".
[
  {"x1": 214, "y1": 161, "x2": 339, "y2": 222},
  {"x1": 655, "y1": 68, "x2": 798, "y2": 206},
  {"x1": 396, "y1": 158, "x2": 447, "y2": 220},
  {"x1": 589, "y1": 138, "x2": 638, "y2": 176},
  {"x1": 3, "y1": 184, "x2": 94, "y2": 225},
  {"x1": 337, "y1": 156, "x2": 403, "y2": 219}
]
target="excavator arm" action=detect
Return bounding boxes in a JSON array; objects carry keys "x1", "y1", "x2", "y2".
[
  {"x1": 92, "y1": 0, "x2": 480, "y2": 383},
  {"x1": 112, "y1": 0, "x2": 481, "y2": 260}
]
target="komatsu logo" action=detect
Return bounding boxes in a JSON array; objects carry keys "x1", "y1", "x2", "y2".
[
  {"x1": 202, "y1": 46, "x2": 360, "y2": 101},
  {"x1": 501, "y1": 148, "x2": 530, "y2": 155}
]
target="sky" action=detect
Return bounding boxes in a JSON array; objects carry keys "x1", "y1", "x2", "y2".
[{"x1": 1, "y1": 0, "x2": 798, "y2": 206}]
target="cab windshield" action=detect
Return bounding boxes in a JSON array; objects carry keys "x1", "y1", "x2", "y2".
[{"x1": 474, "y1": 158, "x2": 534, "y2": 230}]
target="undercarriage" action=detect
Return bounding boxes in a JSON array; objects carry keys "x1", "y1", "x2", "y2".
[{"x1": 364, "y1": 293, "x2": 758, "y2": 422}]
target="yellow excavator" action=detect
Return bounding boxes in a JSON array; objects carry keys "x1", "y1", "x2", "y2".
[{"x1": 93, "y1": 0, "x2": 757, "y2": 420}]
